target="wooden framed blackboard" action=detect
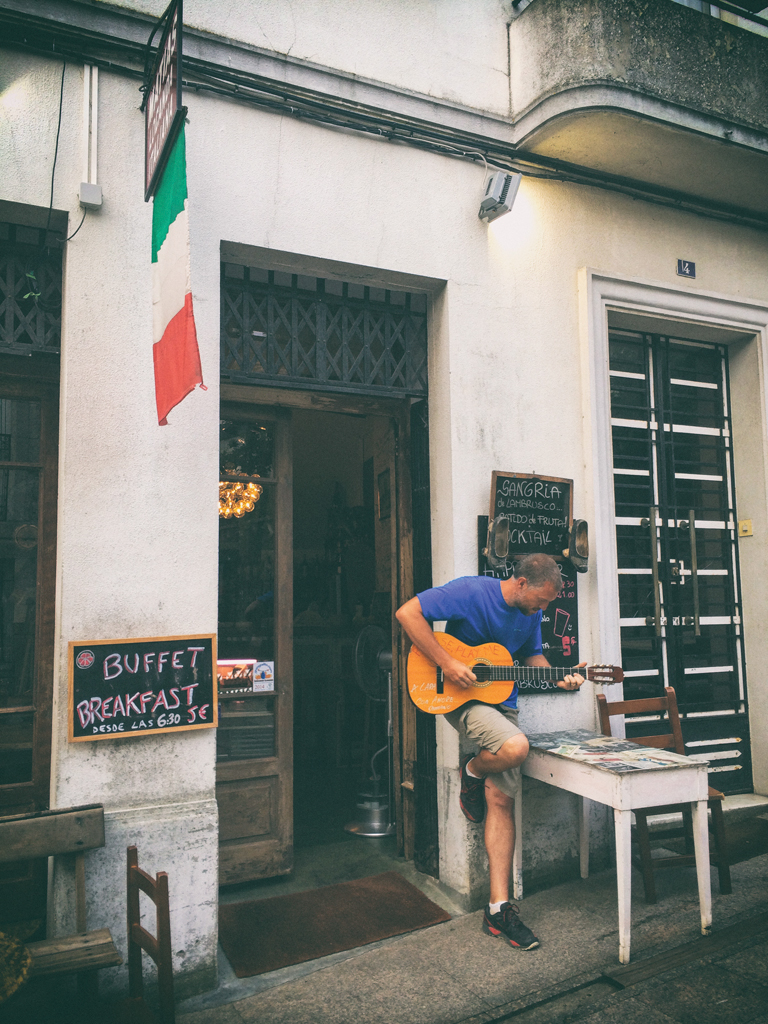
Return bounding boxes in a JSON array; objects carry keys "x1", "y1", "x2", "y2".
[
  {"x1": 68, "y1": 634, "x2": 217, "y2": 742},
  {"x1": 478, "y1": 516, "x2": 579, "y2": 669},
  {"x1": 489, "y1": 472, "x2": 572, "y2": 559}
]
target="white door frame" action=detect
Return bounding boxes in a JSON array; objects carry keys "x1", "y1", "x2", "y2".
[{"x1": 578, "y1": 268, "x2": 768, "y2": 784}]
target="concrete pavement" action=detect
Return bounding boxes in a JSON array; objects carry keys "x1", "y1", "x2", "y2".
[{"x1": 177, "y1": 830, "x2": 768, "y2": 1024}]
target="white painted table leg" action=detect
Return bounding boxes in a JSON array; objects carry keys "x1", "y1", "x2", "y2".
[
  {"x1": 614, "y1": 808, "x2": 632, "y2": 964},
  {"x1": 512, "y1": 783, "x2": 523, "y2": 901},
  {"x1": 691, "y1": 798, "x2": 712, "y2": 935},
  {"x1": 579, "y1": 796, "x2": 590, "y2": 879}
]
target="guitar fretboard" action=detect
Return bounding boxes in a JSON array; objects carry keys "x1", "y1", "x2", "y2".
[
  {"x1": 435, "y1": 663, "x2": 574, "y2": 694},
  {"x1": 473, "y1": 665, "x2": 569, "y2": 682}
]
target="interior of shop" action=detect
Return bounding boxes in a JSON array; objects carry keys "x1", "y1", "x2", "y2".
[
  {"x1": 291, "y1": 407, "x2": 394, "y2": 850},
  {"x1": 217, "y1": 405, "x2": 404, "y2": 901}
]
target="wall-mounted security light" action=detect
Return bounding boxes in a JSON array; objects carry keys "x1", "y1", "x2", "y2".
[{"x1": 478, "y1": 171, "x2": 522, "y2": 223}]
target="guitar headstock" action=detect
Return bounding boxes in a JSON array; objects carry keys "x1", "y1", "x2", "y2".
[{"x1": 587, "y1": 664, "x2": 624, "y2": 684}]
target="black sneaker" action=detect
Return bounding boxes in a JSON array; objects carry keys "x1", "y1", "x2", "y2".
[
  {"x1": 482, "y1": 903, "x2": 540, "y2": 950},
  {"x1": 459, "y1": 754, "x2": 486, "y2": 823}
]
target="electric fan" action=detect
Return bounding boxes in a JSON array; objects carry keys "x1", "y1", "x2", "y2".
[{"x1": 344, "y1": 625, "x2": 395, "y2": 836}]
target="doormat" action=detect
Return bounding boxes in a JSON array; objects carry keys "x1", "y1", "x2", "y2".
[{"x1": 218, "y1": 871, "x2": 451, "y2": 977}]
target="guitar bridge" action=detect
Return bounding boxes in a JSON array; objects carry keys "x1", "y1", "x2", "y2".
[{"x1": 436, "y1": 667, "x2": 444, "y2": 694}]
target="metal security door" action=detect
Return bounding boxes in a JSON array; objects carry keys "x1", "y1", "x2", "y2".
[{"x1": 609, "y1": 331, "x2": 751, "y2": 793}]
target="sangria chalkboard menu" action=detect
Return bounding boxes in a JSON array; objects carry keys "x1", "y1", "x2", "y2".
[
  {"x1": 489, "y1": 472, "x2": 572, "y2": 559},
  {"x1": 68, "y1": 634, "x2": 217, "y2": 742},
  {"x1": 478, "y1": 516, "x2": 579, "y2": 670}
]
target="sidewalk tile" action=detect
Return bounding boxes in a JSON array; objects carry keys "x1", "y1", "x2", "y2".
[
  {"x1": 580, "y1": 996, "x2": 680, "y2": 1024},
  {"x1": 716, "y1": 943, "x2": 768, "y2": 985},
  {"x1": 178, "y1": 1003, "x2": 246, "y2": 1024},
  {"x1": 231, "y1": 944, "x2": 490, "y2": 1024},
  {"x1": 633, "y1": 964, "x2": 768, "y2": 1024}
]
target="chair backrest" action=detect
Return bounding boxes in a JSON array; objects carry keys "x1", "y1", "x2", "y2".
[
  {"x1": 596, "y1": 686, "x2": 685, "y2": 755},
  {"x1": 127, "y1": 845, "x2": 175, "y2": 1024},
  {"x1": 0, "y1": 804, "x2": 105, "y2": 935}
]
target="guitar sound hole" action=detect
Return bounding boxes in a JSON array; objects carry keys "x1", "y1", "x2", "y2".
[{"x1": 473, "y1": 664, "x2": 491, "y2": 683}]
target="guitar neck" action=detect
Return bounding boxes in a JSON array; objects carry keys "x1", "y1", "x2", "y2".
[
  {"x1": 470, "y1": 666, "x2": 569, "y2": 681},
  {"x1": 434, "y1": 663, "x2": 575, "y2": 691}
]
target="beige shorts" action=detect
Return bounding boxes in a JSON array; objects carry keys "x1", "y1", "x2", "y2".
[{"x1": 444, "y1": 702, "x2": 524, "y2": 800}]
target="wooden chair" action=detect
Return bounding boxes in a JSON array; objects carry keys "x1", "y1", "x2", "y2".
[
  {"x1": 0, "y1": 805, "x2": 122, "y2": 993},
  {"x1": 122, "y1": 846, "x2": 174, "y2": 1024},
  {"x1": 597, "y1": 687, "x2": 731, "y2": 903}
]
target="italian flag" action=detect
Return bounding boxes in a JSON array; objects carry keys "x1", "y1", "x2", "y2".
[{"x1": 151, "y1": 125, "x2": 204, "y2": 425}]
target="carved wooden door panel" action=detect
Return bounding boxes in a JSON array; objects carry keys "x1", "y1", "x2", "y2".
[
  {"x1": 216, "y1": 405, "x2": 293, "y2": 884},
  {"x1": 0, "y1": 366, "x2": 59, "y2": 930}
]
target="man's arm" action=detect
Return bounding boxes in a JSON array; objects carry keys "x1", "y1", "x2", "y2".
[
  {"x1": 395, "y1": 596, "x2": 478, "y2": 689},
  {"x1": 525, "y1": 654, "x2": 586, "y2": 691}
]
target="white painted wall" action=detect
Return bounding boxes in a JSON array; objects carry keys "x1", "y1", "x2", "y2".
[
  {"x1": 104, "y1": 0, "x2": 512, "y2": 117},
  {"x1": 3, "y1": 0, "x2": 768, "y2": 977},
  {"x1": 1, "y1": 53, "x2": 219, "y2": 995}
]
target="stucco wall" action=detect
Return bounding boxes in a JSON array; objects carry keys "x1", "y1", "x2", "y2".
[
  {"x1": 100, "y1": 0, "x2": 512, "y2": 118},
  {"x1": 1, "y1": 52, "x2": 219, "y2": 995},
  {"x1": 509, "y1": 0, "x2": 768, "y2": 130}
]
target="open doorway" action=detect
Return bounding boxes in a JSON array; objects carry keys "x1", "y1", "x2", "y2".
[
  {"x1": 216, "y1": 395, "x2": 422, "y2": 893},
  {"x1": 292, "y1": 407, "x2": 395, "y2": 852}
]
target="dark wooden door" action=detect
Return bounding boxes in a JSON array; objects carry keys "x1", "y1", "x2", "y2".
[
  {"x1": 0, "y1": 358, "x2": 59, "y2": 930},
  {"x1": 216, "y1": 405, "x2": 294, "y2": 884}
]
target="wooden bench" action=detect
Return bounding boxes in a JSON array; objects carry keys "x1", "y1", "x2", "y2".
[{"x1": 0, "y1": 804, "x2": 122, "y2": 986}]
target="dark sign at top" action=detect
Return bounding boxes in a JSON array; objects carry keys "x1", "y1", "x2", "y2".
[
  {"x1": 68, "y1": 634, "x2": 217, "y2": 742},
  {"x1": 489, "y1": 472, "x2": 572, "y2": 559},
  {"x1": 144, "y1": 0, "x2": 187, "y2": 201}
]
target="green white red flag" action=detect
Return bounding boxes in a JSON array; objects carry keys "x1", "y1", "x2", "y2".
[{"x1": 151, "y1": 125, "x2": 204, "y2": 425}]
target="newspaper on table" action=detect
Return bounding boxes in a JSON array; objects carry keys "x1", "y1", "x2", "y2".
[{"x1": 526, "y1": 729, "x2": 707, "y2": 773}]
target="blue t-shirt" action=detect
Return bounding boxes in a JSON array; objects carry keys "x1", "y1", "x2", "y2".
[{"x1": 417, "y1": 576, "x2": 542, "y2": 710}]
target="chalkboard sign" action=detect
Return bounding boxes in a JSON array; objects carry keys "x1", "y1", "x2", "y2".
[
  {"x1": 489, "y1": 472, "x2": 573, "y2": 559},
  {"x1": 478, "y1": 516, "x2": 579, "y2": 669},
  {"x1": 68, "y1": 634, "x2": 217, "y2": 742}
]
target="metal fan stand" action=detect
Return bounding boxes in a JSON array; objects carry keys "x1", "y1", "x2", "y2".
[{"x1": 344, "y1": 626, "x2": 396, "y2": 837}]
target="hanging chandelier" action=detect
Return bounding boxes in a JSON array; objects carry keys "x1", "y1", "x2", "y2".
[{"x1": 219, "y1": 477, "x2": 263, "y2": 518}]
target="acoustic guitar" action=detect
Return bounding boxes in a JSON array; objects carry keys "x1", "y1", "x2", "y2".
[{"x1": 407, "y1": 632, "x2": 623, "y2": 715}]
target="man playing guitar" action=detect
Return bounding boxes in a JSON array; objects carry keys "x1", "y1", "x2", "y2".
[{"x1": 396, "y1": 553, "x2": 584, "y2": 951}]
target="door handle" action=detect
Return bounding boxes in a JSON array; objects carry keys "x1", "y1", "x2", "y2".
[
  {"x1": 642, "y1": 506, "x2": 662, "y2": 637},
  {"x1": 688, "y1": 509, "x2": 701, "y2": 636}
]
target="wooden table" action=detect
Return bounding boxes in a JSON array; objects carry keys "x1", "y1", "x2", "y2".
[{"x1": 514, "y1": 729, "x2": 712, "y2": 963}]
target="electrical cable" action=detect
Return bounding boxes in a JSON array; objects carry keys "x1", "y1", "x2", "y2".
[
  {"x1": 43, "y1": 60, "x2": 66, "y2": 249},
  {"x1": 65, "y1": 209, "x2": 87, "y2": 241}
]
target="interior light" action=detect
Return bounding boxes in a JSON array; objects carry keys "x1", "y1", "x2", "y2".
[{"x1": 219, "y1": 478, "x2": 263, "y2": 518}]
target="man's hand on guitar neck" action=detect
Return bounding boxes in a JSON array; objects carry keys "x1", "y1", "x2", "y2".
[
  {"x1": 395, "y1": 596, "x2": 478, "y2": 689},
  {"x1": 557, "y1": 664, "x2": 586, "y2": 691},
  {"x1": 525, "y1": 654, "x2": 586, "y2": 691}
]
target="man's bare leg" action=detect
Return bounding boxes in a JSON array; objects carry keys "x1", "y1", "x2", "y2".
[
  {"x1": 485, "y1": 780, "x2": 515, "y2": 904},
  {"x1": 462, "y1": 735, "x2": 528, "y2": 901},
  {"x1": 470, "y1": 738, "x2": 539, "y2": 949}
]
